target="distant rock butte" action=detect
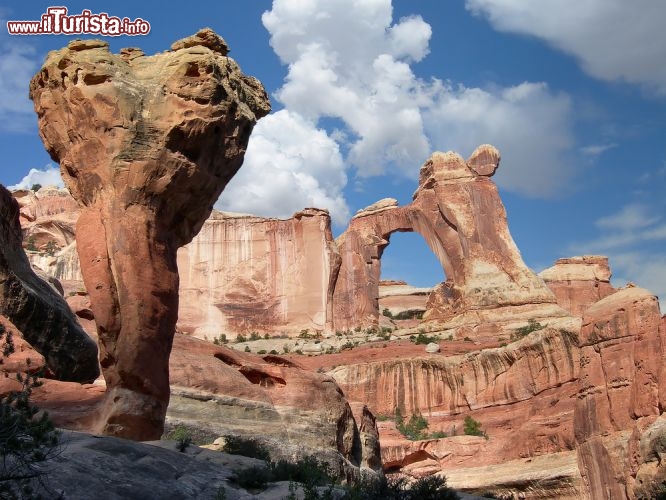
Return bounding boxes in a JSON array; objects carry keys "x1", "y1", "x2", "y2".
[
  {"x1": 540, "y1": 255, "x2": 616, "y2": 316},
  {"x1": 29, "y1": 29, "x2": 270, "y2": 440}
]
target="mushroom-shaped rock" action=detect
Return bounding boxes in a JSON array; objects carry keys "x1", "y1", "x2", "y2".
[{"x1": 29, "y1": 31, "x2": 270, "y2": 440}]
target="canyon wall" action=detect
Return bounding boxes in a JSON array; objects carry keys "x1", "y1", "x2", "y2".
[
  {"x1": 177, "y1": 209, "x2": 340, "y2": 336},
  {"x1": 20, "y1": 144, "x2": 569, "y2": 340}
]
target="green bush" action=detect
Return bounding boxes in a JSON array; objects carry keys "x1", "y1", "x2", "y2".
[
  {"x1": 463, "y1": 416, "x2": 487, "y2": 438},
  {"x1": 222, "y1": 435, "x2": 271, "y2": 461},
  {"x1": 510, "y1": 319, "x2": 545, "y2": 341},
  {"x1": 345, "y1": 474, "x2": 458, "y2": 500},
  {"x1": 233, "y1": 456, "x2": 334, "y2": 494},
  {"x1": 212, "y1": 333, "x2": 228, "y2": 345},
  {"x1": 249, "y1": 332, "x2": 261, "y2": 341},
  {"x1": 166, "y1": 424, "x2": 192, "y2": 452},
  {"x1": 392, "y1": 310, "x2": 424, "y2": 320},
  {"x1": 394, "y1": 408, "x2": 445, "y2": 441},
  {"x1": 0, "y1": 325, "x2": 61, "y2": 498},
  {"x1": 382, "y1": 308, "x2": 393, "y2": 318},
  {"x1": 257, "y1": 350, "x2": 267, "y2": 355},
  {"x1": 236, "y1": 333, "x2": 247, "y2": 343},
  {"x1": 412, "y1": 332, "x2": 439, "y2": 345}
]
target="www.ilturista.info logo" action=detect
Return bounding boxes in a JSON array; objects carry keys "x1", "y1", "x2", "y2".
[{"x1": 7, "y1": 7, "x2": 150, "y2": 36}]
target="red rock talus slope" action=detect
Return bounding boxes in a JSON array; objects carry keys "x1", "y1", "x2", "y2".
[
  {"x1": 0, "y1": 184, "x2": 98, "y2": 382},
  {"x1": 332, "y1": 145, "x2": 567, "y2": 333},
  {"x1": 29, "y1": 29, "x2": 270, "y2": 440}
]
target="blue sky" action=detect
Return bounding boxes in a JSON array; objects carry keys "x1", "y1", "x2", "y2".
[{"x1": 1, "y1": 1, "x2": 665, "y2": 310}]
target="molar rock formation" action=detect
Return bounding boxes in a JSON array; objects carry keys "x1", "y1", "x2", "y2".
[
  {"x1": 0, "y1": 185, "x2": 98, "y2": 382},
  {"x1": 540, "y1": 256, "x2": 616, "y2": 316},
  {"x1": 333, "y1": 145, "x2": 567, "y2": 334},
  {"x1": 29, "y1": 29, "x2": 270, "y2": 439}
]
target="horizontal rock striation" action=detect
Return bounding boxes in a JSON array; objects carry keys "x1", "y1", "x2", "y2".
[{"x1": 328, "y1": 328, "x2": 579, "y2": 418}]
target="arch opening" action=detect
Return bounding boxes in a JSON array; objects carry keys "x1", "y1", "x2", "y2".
[{"x1": 378, "y1": 230, "x2": 446, "y2": 325}]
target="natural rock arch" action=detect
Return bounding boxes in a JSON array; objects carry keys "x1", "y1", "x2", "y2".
[{"x1": 332, "y1": 145, "x2": 561, "y2": 333}]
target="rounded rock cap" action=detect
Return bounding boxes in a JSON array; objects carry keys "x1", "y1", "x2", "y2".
[{"x1": 467, "y1": 144, "x2": 501, "y2": 177}]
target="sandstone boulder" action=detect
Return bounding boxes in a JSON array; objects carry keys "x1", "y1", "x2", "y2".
[
  {"x1": 425, "y1": 342, "x2": 440, "y2": 353},
  {"x1": 0, "y1": 185, "x2": 98, "y2": 382},
  {"x1": 30, "y1": 29, "x2": 270, "y2": 439}
]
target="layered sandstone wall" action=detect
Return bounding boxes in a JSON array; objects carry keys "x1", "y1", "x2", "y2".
[
  {"x1": 540, "y1": 256, "x2": 616, "y2": 317},
  {"x1": 177, "y1": 209, "x2": 340, "y2": 337}
]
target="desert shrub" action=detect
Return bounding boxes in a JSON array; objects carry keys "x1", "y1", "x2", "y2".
[
  {"x1": 382, "y1": 308, "x2": 393, "y2": 318},
  {"x1": 345, "y1": 474, "x2": 458, "y2": 500},
  {"x1": 25, "y1": 236, "x2": 37, "y2": 252},
  {"x1": 413, "y1": 332, "x2": 439, "y2": 345},
  {"x1": 43, "y1": 240, "x2": 58, "y2": 257},
  {"x1": 392, "y1": 310, "x2": 424, "y2": 321},
  {"x1": 257, "y1": 350, "x2": 267, "y2": 355},
  {"x1": 463, "y1": 416, "x2": 487, "y2": 438},
  {"x1": 233, "y1": 456, "x2": 333, "y2": 494},
  {"x1": 264, "y1": 333, "x2": 270, "y2": 340},
  {"x1": 510, "y1": 319, "x2": 545, "y2": 341},
  {"x1": 244, "y1": 346, "x2": 251, "y2": 353},
  {"x1": 340, "y1": 341, "x2": 355, "y2": 351},
  {"x1": 269, "y1": 349, "x2": 278, "y2": 355},
  {"x1": 30, "y1": 184, "x2": 41, "y2": 192},
  {"x1": 232, "y1": 465, "x2": 273, "y2": 490},
  {"x1": 394, "y1": 408, "x2": 444, "y2": 441},
  {"x1": 222, "y1": 435, "x2": 270, "y2": 461},
  {"x1": 0, "y1": 325, "x2": 61, "y2": 498},
  {"x1": 166, "y1": 424, "x2": 192, "y2": 452},
  {"x1": 212, "y1": 333, "x2": 228, "y2": 345},
  {"x1": 249, "y1": 332, "x2": 261, "y2": 341},
  {"x1": 236, "y1": 333, "x2": 247, "y2": 343}
]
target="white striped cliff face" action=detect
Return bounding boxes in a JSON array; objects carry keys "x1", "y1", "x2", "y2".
[{"x1": 177, "y1": 209, "x2": 340, "y2": 338}]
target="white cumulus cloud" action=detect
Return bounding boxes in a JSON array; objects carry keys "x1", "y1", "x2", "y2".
[
  {"x1": 7, "y1": 166, "x2": 63, "y2": 191},
  {"x1": 215, "y1": 0, "x2": 578, "y2": 221},
  {"x1": 216, "y1": 110, "x2": 349, "y2": 224},
  {"x1": 466, "y1": 0, "x2": 666, "y2": 95}
]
